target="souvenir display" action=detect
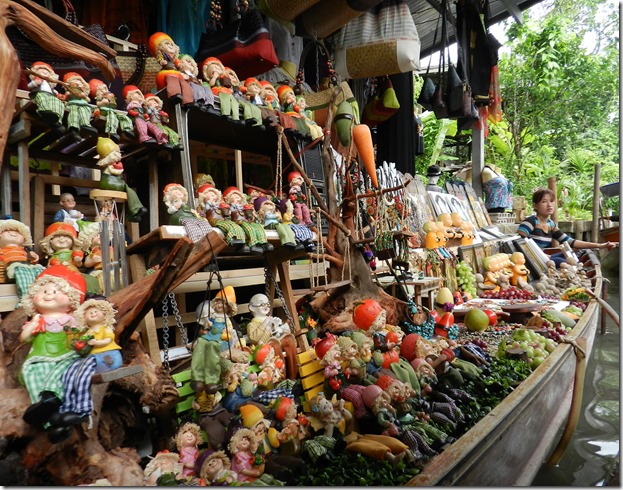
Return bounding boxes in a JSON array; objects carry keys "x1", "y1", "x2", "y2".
[
  {"x1": 88, "y1": 78, "x2": 135, "y2": 141},
  {"x1": 222, "y1": 186, "x2": 273, "y2": 254},
  {"x1": 201, "y1": 56, "x2": 241, "y2": 121},
  {"x1": 58, "y1": 72, "x2": 98, "y2": 139},
  {"x1": 177, "y1": 54, "x2": 216, "y2": 109},
  {"x1": 122, "y1": 85, "x2": 169, "y2": 145},
  {"x1": 143, "y1": 93, "x2": 182, "y2": 148}
]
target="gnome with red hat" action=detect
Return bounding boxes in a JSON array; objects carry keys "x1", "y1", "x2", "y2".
[
  {"x1": 123, "y1": 84, "x2": 168, "y2": 145},
  {"x1": 143, "y1": 93, "x2": 181, "y2": 149},
  {"x1": 287, "y1": 171, "x2": 312, "y2": 226},
  {"x1": 19, "y1": 265, "x2": 97, "y2": 442},
  {"x1": 222, "y1": 186, "x2": 273, "y2": 254},
  {"x1": 39, "y1": 222, "x2": 83, "y2": 271},
  {"x1": 57, "y1": 72, "x2": 98, "y2": 139},
  {"x1": 89, "y1": 78, "x2": 134, "y2": 141},
  {"x1": 26, "y1": 61, "x2": 66, "y2": 133},
  {"x1": 149, "y1": 31, "x2": 195, "y2": 108}
]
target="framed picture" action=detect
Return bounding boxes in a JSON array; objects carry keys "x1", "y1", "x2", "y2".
[
  {"x1": 472, "y1": 243, "x2": 486, "y2": 275},
  {"x1": 428, "y1": 191, "x2": 452, "y2": 218},
  {"x1": 458, "y1": 245, "x2": 477, "y2": 273},
  {"x1": 513, "y1": 238, "x2": 549, "y2": 278}
]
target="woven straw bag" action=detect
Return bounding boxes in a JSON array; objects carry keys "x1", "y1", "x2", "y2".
[
  {"x1": 260, "y1": 0, "x2": 320, "y2": 22},
  {"x1": 116, "y1": 44, "x2": 161, "y2": 94},
  {"x1": 332, "y1": 0, "x2": 420, "y2": 79}
]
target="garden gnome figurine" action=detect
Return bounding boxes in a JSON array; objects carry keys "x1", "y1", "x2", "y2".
[
  {"x1": 58, "y1": 72, "x2": 98, "y2": 139},
  {"x1": 122, "y1": 84, "x2": 168, "y2": 145},
  {"x1": 287, "y1": 171, "x2": 313, "y2": 225},
  {"x1": 163, "y1": 183, "x2": 202, "y2": 225},
  {"x1": 89, "y1": 78, "x2": 134, "y2": 141},
  {"x1": 27, "y1": 61, "x2": 66, "y2": 133},
  {"x1": 53, "y1": 192, "x2": 86, "y2": 232},
  {"x1": 149, "y1": 31, "x2": 195, "y2": 108},
  {"x1": 96, "y1": 137, "x2": 148, "y2": 222}
]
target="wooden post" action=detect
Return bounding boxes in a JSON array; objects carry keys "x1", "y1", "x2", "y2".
[
  {"x1": 471, "y1": 127, "x2": 485, "y2": 198},
  {"x1": 17, "y1": 141, "x2": 30, "y2": 226},
  {"x1": 1, "y1": 154, "x2": 11, "y2": 218},
  {"x1": 591, "y1": 163, "x2": 601, "y2": 243},
  {"x1": 547, "y1": 176, "x2": 557, "y2": 223},
  {"x1": 148, "y1": 156, "x2": 159, "y2": 231},
  {"x1": 235, "y1": 149, "x2": 243, "y2": 191}
]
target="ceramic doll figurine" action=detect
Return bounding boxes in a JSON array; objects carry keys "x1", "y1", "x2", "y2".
[
  {"x1": 142, "y1": 93, "x2": 182, "y2": 149},
  {"x1": 228, "y1": 428, "x2": 265, "y2": 483},
  {"x1": 190, "y1": 287, "x2": 237, "y2": 389},
  {"x1": 222, "y1": 186, "x2": 273, "y2": 254},
  {"x1": 307, "y1": 392, "x2": 353, "y2": 439},
  {"x1": 143, "y1": 450, "x2": 185, "y2": 486},
  {"x1": 53, "y1": 192, "x2": 86, "y2": 233},
  {"x1": 19, "y1": 266, "x2": 87, "y2": 428},
  {"x1": 313, "y1": 333, "x2": 345, "y2": 396},
  {"x1": 88, "y1": 78, "x2": 134, "y2": 142},
  {"x1": 238, "y1": 403, "x2": 305, "y2": 485},
  {"x1": 260, "y1": 81, "x2": 282, "y2": 111},
  {"x1": 474, "y1": 272, "x2": 495, "y2": 297},
  {"x1": 277, "y1": 199, "x2": 316, "y2": 252},
  {"x1": 337, "y1": 335, "x2": 365, "y2": 383},
  {"x1": 39, "y1": 222, "x2": 83, "y2": 272},
  {"x1": 224, "y1": 67, "x2": 263, "y2": 126},
  {"x1": 424, "y1": 221, "x2": 442, "y2": 249},
  {"x1": 122, "y1": 85, "x2": 168, "y2": 145},
  {"x1": 74, "y1": 296, "x2": 122, "y2": 372},
  {"x1": 178, "y1": 54, "x2": 216, "y2": 110},
  {"x1": 195, "y1": 184, "x2": 249, "y2": 253},
  {"x1": 294, "y1": 95, "x2": 324, "y2": 140},
  {"x1": 190, "y1": 381, "x2": 233, "y2": 451},
  {"x1": 460, "y1": 220, "x2": 475, "y2": 246},
  {"x1": 175, "y1": 422, "x2": 203, "y2": 478},
  {"x1": 0, "y1": 219, "x2": 45, "y2": 302},
  {"x1": 276, "y1": 85, "x2": 310, "y2": 137},
  {"x1": 244, "y1": 77, "x2": 264, "y2": 106},
  {"x1": 287, "y1": 171, "x2": 313, "y2": 226},
  {"x1": 253, "y1": 196, "x2": 299, "y2": 250},
  {"x1": 195, "y1": 450, "x2": 238, "y2": 485},
  {"x1": 437, "y1": 213, "x2": 457, "y2": 245},
  {"x1": 162, "y1": 183, "x2": 202, "y2": 226},
  {"x1": 27, "y1": 61, "x2": 66, "y2": 133},
  {"x1": 95, "y1": 137, "x2": 148, "y2": 222},
  {"x1": 148, "y1": 32, "x2": 195, "y2": 108},
  {"x1": 247, "y1": 293, "x2": 288, "y2": 346},
  {"x1": 510, "y1": 251, "x2": 531, "y2": 289},
  {"x1": 201, "y1": 57, "x2": 241, "y2": 121},
  {"x1": 251, "y1": 343, "x2": 284, "y2": 390},
  {"x1": 58, "y1": 72, "x2": 98, "y2": 139}
]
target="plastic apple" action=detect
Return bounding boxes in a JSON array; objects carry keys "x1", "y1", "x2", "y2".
[{"x1": 483, "y1": 309, "x2": 498, "y2": 326}]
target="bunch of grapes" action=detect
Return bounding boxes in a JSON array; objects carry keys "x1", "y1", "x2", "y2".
[
  {"x1": 503, "y1": 328, "x2": 558, "y2": 369},
  {"x1": 480, "y1": 286, "x2": 534, "y2": 301},
  {"x1": 456, "y1": 260, "x2": 477, "y2": 298},
  {"x1": 540, "y1": 325, "x2": 568, "y2": 343},
  {"x1": 570, "y1": 300, "x2": 588, "y2": 312}
]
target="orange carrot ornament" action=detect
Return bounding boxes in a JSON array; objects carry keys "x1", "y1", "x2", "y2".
[{"x1": 352, "y1": 123, "x2": 378, "y2": 189}]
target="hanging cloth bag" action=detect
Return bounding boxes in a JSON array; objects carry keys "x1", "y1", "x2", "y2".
[
  {"x1": 361, "y1": 76, "x2": 400, "y2": 126},
  {"x1": 331, "y1": 0, "x2": 421, "y2": 80}
]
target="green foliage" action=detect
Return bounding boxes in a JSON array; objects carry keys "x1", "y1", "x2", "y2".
[{"x1": 490, "y1": 0, "x2": 619, "y2": 219}]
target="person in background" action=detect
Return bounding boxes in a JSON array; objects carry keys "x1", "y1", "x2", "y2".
[
  {"x1": 425, "y1": 165, "x2": 444, "y2": 193},
  {"x1": 517, "y1": 188, "x2": 618, "y2": 267},
  {"x1": 481, "y1": 164, "x2": 513, "y2": 213}
]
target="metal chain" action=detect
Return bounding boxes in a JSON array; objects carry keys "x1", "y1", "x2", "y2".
[
  {"x1": 169, "y1": 292, "x2": 190, "y2": 347},
  {"x1": 264, "y1": 266, "x2": 295, "y2": 332},
  {"x1": 161, "y1": 296, "x2": 170, "y2": 371}
]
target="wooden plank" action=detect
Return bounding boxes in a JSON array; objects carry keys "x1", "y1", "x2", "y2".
[
  {"x1": 298, "y1": 359, "x2": 323, "y2": 379},
  {"x1": 91, "y1": 364, "x2": 143, "y2": 383},
  {"x1": 32, "y1": 176, "x2": 45, "y2": 256}
]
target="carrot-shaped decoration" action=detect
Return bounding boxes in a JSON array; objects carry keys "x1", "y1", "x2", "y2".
[
  {"x1": 353, "y1": 123, "x2": 378, "y2": 189},
  {"x1": 334, "y1": 100, "x2": 354, "y2": 147}
]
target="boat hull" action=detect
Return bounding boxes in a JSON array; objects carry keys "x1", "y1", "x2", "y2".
[{"x1": 407, "y1": 274, "x2": 602, "y2": 486}]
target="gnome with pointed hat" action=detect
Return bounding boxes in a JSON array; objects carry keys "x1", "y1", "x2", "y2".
[{"x1": 96, "y1": 137, "x2": 148, "y2": 222}]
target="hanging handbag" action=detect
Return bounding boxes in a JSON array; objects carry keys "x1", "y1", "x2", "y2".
[
  {"x1": 195, "y1": 1, "x2": 279, "y2": 80},
  {"x1": 416, "y1": 12, "x2": 441, "y2": 110},
  {"x1": 362, "y1": 76, "x2": 400, "y2": 126},
  {"x1": 332, "y1": 0, "x2": 421, "y2": 80}
]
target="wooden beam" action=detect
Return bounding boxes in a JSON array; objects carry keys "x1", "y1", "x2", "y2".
[
  {"x1": 499, "y1": 0, "x2": 523, "y2": 24},
  {"x1": 17, "y1": 142, "x2": 30, "y2": 228},
  {"x1": 10, "y1": 0, "x2": 117, "y2": 59}
]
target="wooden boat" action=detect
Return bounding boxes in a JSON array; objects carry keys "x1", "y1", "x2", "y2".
[{"x1": 407, "y1": 252, "x2": 603, "y2": 486}]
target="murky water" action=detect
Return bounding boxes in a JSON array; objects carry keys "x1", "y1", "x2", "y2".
[{"x1": 532, "y1": 267, "x2": 620, "y2": 486}]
